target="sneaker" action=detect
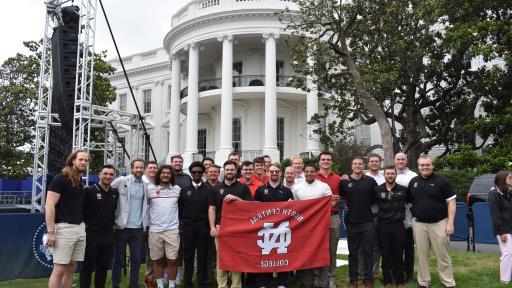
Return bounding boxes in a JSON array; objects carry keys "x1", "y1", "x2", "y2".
[
  {"x1": 328, "y1": 279, "x2": 336, "y2": 288},
  {"x1": 175, "y1": 267, "x2": 182, "y2": 285}
]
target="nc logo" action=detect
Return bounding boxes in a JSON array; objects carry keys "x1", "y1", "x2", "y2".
[{"x1": 257, "y1": 221, "x2": 291, "y2": 255}]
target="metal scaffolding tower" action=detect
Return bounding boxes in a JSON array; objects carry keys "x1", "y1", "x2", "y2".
[{"x1": 31, "y1": 0, "x2": 142, "y2": 212}]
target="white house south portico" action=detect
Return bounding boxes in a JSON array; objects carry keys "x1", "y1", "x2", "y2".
[{"x1": 110, "y1": 0, "x2": 324, "y2": 168}]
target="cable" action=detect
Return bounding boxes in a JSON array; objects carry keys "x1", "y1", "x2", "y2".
[{"x1": 98, "y1": 0, "x2": 157, "y2": 162}]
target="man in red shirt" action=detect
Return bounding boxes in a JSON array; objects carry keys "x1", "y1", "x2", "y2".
[
  {"x1": 238, "y1": 161, "x2": 263, "y2": 199},
  {"x1": 316, "y1": 151, "x2": 341, "y2": 288},
  {"x1": 252, "y1": 157, "x2": 269, "y2": 184}
]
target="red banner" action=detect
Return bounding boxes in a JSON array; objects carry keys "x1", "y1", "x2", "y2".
[{"x1": 218, "y1": 196, "x2": 331, "y2": 272}]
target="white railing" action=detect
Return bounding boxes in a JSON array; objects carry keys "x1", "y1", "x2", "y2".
[{"x1": 172, "y1": 0, "x2": 298, "y2": 27}]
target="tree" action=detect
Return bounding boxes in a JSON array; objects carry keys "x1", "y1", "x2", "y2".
[
  {"x1": 0, "y1": 41, "x2": 40, "y2": 179},
  {"x1": 0, "y1": 40, "x2": 117, "y2": 179},
  {"x1": 284, "y1": 0, "x2": 512, "y2": 166}
]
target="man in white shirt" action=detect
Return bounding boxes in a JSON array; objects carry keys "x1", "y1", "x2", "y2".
[
  {"x1": 142, "y1": 161, "x2": 158, "y2": 287},
  {"x1": 365, "y1": 153, "x2": 385, "y2": 185},
  {"x1": 394, "y1": 152, "x2": 418, "y2": 283},
  {"x1": 147, "y1": 165, "x2": 181, "y2": 288},
  {"x1": 293, "y1": 163, "x2": 334, "y2": 288},
  {"x1": 284, "y1": 166, "x2": 296, "y2": 189},
  {"x1": 292, "y1": 156, "x2": 306, "y2": 184}
]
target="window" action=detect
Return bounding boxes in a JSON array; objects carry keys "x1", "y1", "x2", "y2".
[
  {"x1": 143, "y1": 89, "x2": 151, "y2": 114},
  {"x1": 198, "y1": 129, "x2": 207, "y2": 157},
  {"x1": 119, "y1": 93, "x2": 127, "y2": 111},
  {"x1": 232, "y1": 118, "x2": 241, "y2": 152},
  {"x1": 144, "y1": 135, "x2": 151, "y2": 162},
  {"x1": 359, "y1": 125, "x2": 371, "y2": 146},
  {"x1": 277, "y1": 117, "x2": 284, "y2": 160},
  {"x1": 232, "y1": 61, "x2": 243, "y2": 87},
  {"x1": 167, "y1": 85, "x2": 172, "y2": 111},
  {"x1": 276, "y1": 61, "x2": 284, "y2": 86}
]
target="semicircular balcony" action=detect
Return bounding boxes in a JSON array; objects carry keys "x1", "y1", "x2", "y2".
[{"x1": 179, "y1": 74, "x2": 307, "y2": 114}]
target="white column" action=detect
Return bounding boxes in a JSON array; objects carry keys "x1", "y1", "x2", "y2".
[
  {"x1": 306, "y1": 72, "x2": 321, "y2": 155},
  {"x1": 167, "y1": 54, "x2": 181, "y2": 162},
  {"x1": 183, "y1": 43, "x2": 199, "y2": 166},
  {"x1": 262, "y1": 32, "x2": 280, "y2": 161},
  {"x1": 215, "y1": 34, "x2": 234, "y2": 164}
]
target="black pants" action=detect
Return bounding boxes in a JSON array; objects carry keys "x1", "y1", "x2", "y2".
[
  {"x1": 79, "y1": 229, "x2": 114, "y2": 288},
  {"x1": 255, "y1": 272, "x2": 288, "y2": 287},
  {"x1": 377, "y1": 221, "x2": 405, "y2": 285},
  {"x1": 404, "y1": 227, "x2": 414, "y2": 280},
  {"x1": 182, "y1": 226, "x2": 211, "y2": 288},
  {"x1": 346, "y1": 221, "x2": 374, "y2": 284}
]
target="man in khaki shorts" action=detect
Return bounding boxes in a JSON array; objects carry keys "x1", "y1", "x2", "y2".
[
  {"x1": 45, "y1": 149, "x2": 89, "y2": 288},
  {"x1": 147, "y1": 165, "x2": 181, "y2": 288}
]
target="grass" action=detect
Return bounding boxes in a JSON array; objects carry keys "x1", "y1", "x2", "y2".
[{"x1": 0, "y1": 248, "x2": 507, "y2": 288}]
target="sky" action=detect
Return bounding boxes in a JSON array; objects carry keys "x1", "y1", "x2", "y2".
[{"x1": 0, "y1": 0, "x2": 187, "y2": 63}]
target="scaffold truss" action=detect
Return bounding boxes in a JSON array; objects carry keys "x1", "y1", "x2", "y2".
[{"x1": 31, "y1": 0, "x2": 142, "y2": 213}]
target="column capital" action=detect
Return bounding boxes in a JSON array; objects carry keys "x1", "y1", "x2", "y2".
[
  {"x1": 262, "y1": 32, "x2": 280, "y2": 40},
  {"x1": 183, "y1": 42, "x2": 197, "y2": 51},
  {"x1": 217, "y1": 34, "x2": 233, "y2": 42}
]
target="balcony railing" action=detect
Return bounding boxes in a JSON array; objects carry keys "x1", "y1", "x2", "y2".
[
  {"x1": 180, "y1": 75, "x2": 306, "y2": 98},
  {"x1": 191, "y1": 150, "x2": 264, "y2": 162},
  {"x1": 172, "y1": 0, "x2": 299, "y2": 28}
]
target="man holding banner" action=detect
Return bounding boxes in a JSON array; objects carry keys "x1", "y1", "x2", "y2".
[
  {"x1": 253, "y1": 162, "x2": 294, "y2": 288},
  {"x1": 292, "y1": 163, "x2": 334, "y2": 288},
  {"x1": 208, "y1": 160, "x2": 252, "y2": 288},
  {"x1": 217, "y1": 162, "x2": 332, "y2": 288}
]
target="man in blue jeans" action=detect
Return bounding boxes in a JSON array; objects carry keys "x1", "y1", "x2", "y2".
[{"x1": 111, "y1": 159, "x2": 148, "y2": 288}]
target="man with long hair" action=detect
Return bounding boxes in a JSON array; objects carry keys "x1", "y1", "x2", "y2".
[
  {"x1": 147, "y1": 165, "x2": 181, "y2": 288},
  {"x1": 45, "y1": 149, "x2": 90, "y2": 288}
]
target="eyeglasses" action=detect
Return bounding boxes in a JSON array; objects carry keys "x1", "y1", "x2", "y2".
[
  {"x1": 269, "y1": 170, "x2": 280, "y2": 174},
  {"x1": 190, "y1": 171, "x2": 203, "y2": 174}
]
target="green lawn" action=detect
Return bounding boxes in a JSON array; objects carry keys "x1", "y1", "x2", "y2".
[{"x1": 0, "y1": 248, "x2": 507, "y2": 288}]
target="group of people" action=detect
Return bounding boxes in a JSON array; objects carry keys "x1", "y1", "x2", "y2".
[{"x1": 44, "y1": 148, "x2": 461, "y2": 288}]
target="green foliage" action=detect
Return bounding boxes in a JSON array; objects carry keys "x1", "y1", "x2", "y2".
[
  {"x1": 435, "y1": 137, "x2": 512, "y2": 174},
  {"x1": 331, "y1": 139, "x2": 370, "y2": 175},
  {"x1": 0, "y1": 41, "x2": 40, "y2": 179},
  {"x1": 284, "y1": 0, "x2": 512, "y2": 167},
  {"x1": 436, "y1": 169, "x2": 478, "y2": 201}
]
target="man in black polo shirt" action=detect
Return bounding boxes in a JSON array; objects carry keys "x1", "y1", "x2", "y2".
[
  {"x1": 208, "y1": 160, "x2": 252, "y2": 288},
  {"x1": 340, "y1": 155, "x2": 378, "y2": 288},
  {"x1": 172, "y1": 154, "x2": 192, "y2": 189},
  {"x1": 179, "y1": 161, "x2": 212, "y2": 288},
  {"x1": 406, "y1": 155, "x2": 456, "y2": 288},
  {"x1": 45, "y1": 149, "x2": 89, "y2": 288},
  {"x1": 79, "y1": 164, "x2": 119, "y2": 288},
  {"x1": 254, "y1": 162, "x2": 293, "y2": 288},
  {"x1": 374, "y1": 166, "x2": 407, "y2": 288}
]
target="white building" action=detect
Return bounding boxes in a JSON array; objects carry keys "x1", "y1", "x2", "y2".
[{"x1": 109, "y1": 0, "x2": 331, "y2": 167}]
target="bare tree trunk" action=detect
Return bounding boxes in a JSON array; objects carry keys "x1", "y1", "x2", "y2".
[{"x1": 340, "y1": 38, "x2": 394, "y2": 165}]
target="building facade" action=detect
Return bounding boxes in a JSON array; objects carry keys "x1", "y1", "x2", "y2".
[{"x1": 109, "y1": 0, "x2": 327, "y2": 167}]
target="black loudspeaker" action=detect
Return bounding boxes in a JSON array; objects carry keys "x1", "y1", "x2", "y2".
[
  {"x1": 47, "y1": 6, "x2": 80, "y2": 175},
  {"x1": 51, "y1": 5, "x2": 80, "y2": 134},
  {"x1": 47, "y1": 126, "x2": 72, "y2": 175}
]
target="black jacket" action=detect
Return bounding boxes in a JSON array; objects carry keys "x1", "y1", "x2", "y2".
[{"x1": 488, "y1": 185, "x2": 512, "y2": 236}]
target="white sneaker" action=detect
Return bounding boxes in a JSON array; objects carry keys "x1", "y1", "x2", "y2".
[
  {"x1": 329, "y1": 279, "x2": 336, "y2": 288},
  {"x1": 175, "y1": 267, "x2": 182, "y2": 285}
]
